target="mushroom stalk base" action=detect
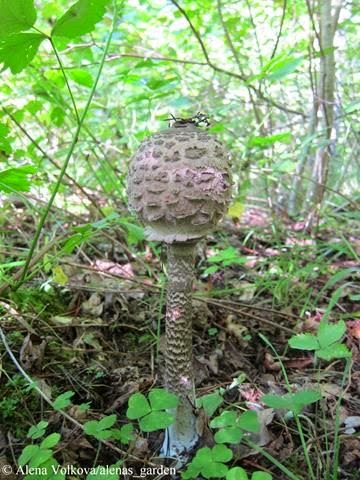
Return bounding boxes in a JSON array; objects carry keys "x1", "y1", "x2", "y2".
[{"x1": 161, "y1": 242, "x2": 198, "y2": 464}]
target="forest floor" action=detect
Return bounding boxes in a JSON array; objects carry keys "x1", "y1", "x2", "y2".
[{"x1": 0, "y1": 201, "x2": 359, "y2": 480}]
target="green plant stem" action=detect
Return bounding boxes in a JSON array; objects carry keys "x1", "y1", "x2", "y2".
[
  {"x1": 16, "y1": 5, "x2": 117, "y2": 288},
  {"x1": 244, "y1": 438, "x2": 301, "y2": 480},
  {"x1": 332, "y1": 358, "x2": 351, "y2": 480},
  {"x1": 259, "y1": 334, "x2": 316, "y2": 480},
  {"x1": 294, "y1": 414, "x2": 316, "y2": 480},
  {"x1": 49, "y1": 38, "x2": 80, "y2": 124},
  {"x1": 93, "y1": 443, "x2": 102, "y2": 468}
]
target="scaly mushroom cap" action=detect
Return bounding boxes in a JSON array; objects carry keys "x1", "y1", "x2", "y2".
[{"x1": 127, "y1": 123, "x2": 232, "y2": 243}]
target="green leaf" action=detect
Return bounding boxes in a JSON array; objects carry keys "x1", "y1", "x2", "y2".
[
  {"x1": 207, "y1": 247, "x2": 242, "y2": 265},
  {"x1": 291, "y1": 390, "x2": 322, "y2": 414},
  {"x1": 211, "y1": 444, "x2": 233, "y2": 462},
  {"x1": 98, "y1": 414, "x2": 117, "y2": 430},
  {"x1": 288, "y1": 333, "x2": 319, "y2": 351},
  {"x1": 0, "y1": 0, "x2": 37, "y2": 38},
  {"x1": 267, "y1": 56, "x2": 303, "y2": 81},
  {"x1": 0, "y1": 165, "x2": 37, "y2": 193},
  {"x1": 126, "y1": 392, "x2": 151, "y2": 419},
  {"x1": 199, "y1": 391, "x2": 223, "y2": 417},
  {"x1": 214, "y1": 426, "x2": 243, "y2": 444},
  {"x1": 247, "y1": 132, "x2": 292, "y2": 148},
  {"x1": 51, "y1": 107, "x2": 65, "y2": 127},
  {"x1": 83, "y1": 417, "x2": 116, "y2": 440},
  {"x1": 52, "y1": 0, "x2": 111, "y2": 38},
  {"x1": 202, "y1": 462, "x2": 228, "y2": 478},
  {"x1": 237, "y1": 410, "x2": 260, "y2": 433},
  {"x1": 68, "y1": 68, "x2": 93, "y2": 88},
  {"x1": 29, "y1": 448, "x2": 53, "y2": 468},
  {"x1": 226, "y1": 467, "x2": 249, "y2": 480},
  {"x1": 118, "y1": 220, "x2": 145, "y2": 245},
  {"x1": 148, "y1": 389, "x2": 179, "y2": 410},
  {"x1": 262, "y1": 390, "x2": 321, "y2": 414},
  {"x1": 139, "y1": 411, "x2": 174, "y2": 432},
  {"x1": 53, "y1": 391, "x2": 75, "y2": 410},
  {"x1": 40, "y1": 433, "x2": 61, "y2": 449},
  {"x1": 252, "y1": 473, "x2": 272, "y2": 480},
  {"x1": 316, "y1": 344, "x2": 352, "y2": 361},
  {"x1": 0, "y1": 33, "x2": 45, "y2": 74},
  {"x1": 317, "y1": 320, "x2": 346, "y2": 349},
  {"x1": 27, "y1": 421, "x2": 48, "y2": 440},
  {"x1": 210, "y1": 411, "x2": 237, "y2": 428},
  {"x1": 110, "y1": 424, "x2": 134, "y2": 444},
  {"x1": 19, "y1": 445, "x2": 39, "y2": 466}
]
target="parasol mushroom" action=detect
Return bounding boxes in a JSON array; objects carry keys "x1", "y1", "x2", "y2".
[{"x1": 127, "y1": 114, "x2": 232, "y2": 461}]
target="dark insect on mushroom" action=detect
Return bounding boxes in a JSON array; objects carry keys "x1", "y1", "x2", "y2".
[{"x1": 166, "y1": 112, "x2": 211, "y2": 128}]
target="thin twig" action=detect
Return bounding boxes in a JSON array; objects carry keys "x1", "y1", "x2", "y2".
[
  {"x1": 270, "y1": 0, "x2": 287, "y2": 59},
  {"x1": 168, "y1": 0, "x2": 306, "y2": 117}
]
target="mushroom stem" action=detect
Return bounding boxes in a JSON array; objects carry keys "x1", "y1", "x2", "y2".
[{"x1": 162, "y1": 241, "x2": 198, "y2": 460}]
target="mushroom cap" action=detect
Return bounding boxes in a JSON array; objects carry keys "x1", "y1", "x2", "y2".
[{"x1": 127, "y1": 123, "x2": 232, "y2": 243}]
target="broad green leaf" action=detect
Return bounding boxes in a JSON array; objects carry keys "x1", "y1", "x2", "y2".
[
  {"x1": 193, "y1": 447, "x2": 212, "y2": 466},
  {"x1": 262, "y1": 390, "x2": 321, "y2": 414},
  {"x1": 118, "y1": 220, "x2": 145, "y2": 245},
  {"x1": 148, "y1": 389, "x2": 179, "y2": 410},
  {"x1": 0, "y1": 165, "x2": 36, "y2": 193},
  {"x1": 226, "y1": 467, "x2": 249, "y2": 480},
  {"x1": 27, "y1": 421, "x2": 48, "y2": 440},
  {"x1": 52, "y1": 0, "x2": 111, "y2": 38},
  {"x1": 126, "y1": 392, "x2": 151, "y2": 419},
  {"x1": 317, "y1": 320, "x2": 346, "y2": 349},
  {"x1": 252, "y1": 473, "x2": 272, "y2": 480},
  {"x1": 110, "y1": 424, "x2": 134, "y2": 444},
  {"x1": 98, "y1": 414, "x2": 117, "y2": 430},
  {"x1": 208, "y1": 247, "x2": 240, "y2": 264},
  {"x1": 83, "y1": 420, "x2": 99, "y2": 436},
  {"x1": 68, "y1": 68, "x2": 93, "y2": 88},
  {"x1": 19, "y1": 445, "x2": 39, "y2": 466},
  {"x1": 267, "y1": 56, "x2": 303, "y2": 81},
  {"x1": 29, "y1": 448, "x2": 53, "y2": 468},
  {"x1": 182, "y1": 463, "x2": 201, "y2": 479},
  {"x1": 84, "y1": 417, "x2": 115, "y2": 440},
  {"x1": 316, "y1": 344, "x2": 352, "y2": 361},
  {"x1": 139, "y1": 411, "x2": 174, "y2": 431},
  {"x1": 53, "y1": 391, "x2": 74, "y2": 410},
  {"x1": 210, "y1": 410, "x2": 237, "y2": 428},
  {"x1": 291, "y1": 390, "x2": 322, "y2": 414},
  {"x1": 288, "y1": 333, "x2": 319, "y2": 351},
  {"x1": 199, "y1": 391, "x2": 223, "y2": 417},
  {"x1": 40, "y1": 433, "x2": 61, "y2": 449},
  {"x1": 237, "y1": 410, "x2": 260, "y2": 432},
  {"x1": 214, "y1": 426, "x2": 243, "y2": 444},
  {"x1": 202, "y1": 462, "x2": 229, "y2": 478},
  {"x1": 247, "y1": 132, "x2": 292, "y2": 148},
  {"x1": 211, "y1": 444, "x2": 233, "y2": 462},
  {"x1": 0, "y1": 33, "x2": 45, "y2": 74},
  {"x1": 51, "y1": 107, "x2": 66, "y2": 127},
  {"x1": 0, "y1": 0, "x2": 37, "y2": 38}
]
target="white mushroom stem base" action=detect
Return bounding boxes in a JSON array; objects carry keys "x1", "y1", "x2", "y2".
[{"x1": 160, "y1": 242, "x2": 199, "y2": 463}]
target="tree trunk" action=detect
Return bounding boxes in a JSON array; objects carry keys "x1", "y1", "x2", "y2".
[{"x1": 306, "y1": 0, "x2": 343, "y2": 229}]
